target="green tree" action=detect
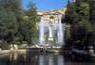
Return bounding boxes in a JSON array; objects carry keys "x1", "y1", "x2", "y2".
[
  {"x1": 64, "y1": 0, "x2": 94, "y2": 45},
  {"x1": 0, "y1": 0, "x2": 38, "y2": 46},
  {"x1": 89, "y1": 0, "x2": 95, "y2": 33},
  {"x1": 0, "y1": 0, "x2": 22, "y2": 45},
  {"x1": 25, "y1": 3, "x2": 38, "y2": 44}
]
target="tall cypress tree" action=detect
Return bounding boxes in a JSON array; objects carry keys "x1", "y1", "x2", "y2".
[{"x1": 23, "y1": 3, "x2": 38, "y2": 44}]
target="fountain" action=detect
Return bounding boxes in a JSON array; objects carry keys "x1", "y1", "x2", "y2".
[
  {"x1": 57, "y1": 15, "x2": 64, "y2": 45},
  {"x1": 38, "y1": 14, "x2": 66, "y2": 47},
  {"x1": 39, "y1": 17, "x2": 45, "y2": 45},
  {"x1": 48, "y1": 25, "x2": 53, "y2": 41}
]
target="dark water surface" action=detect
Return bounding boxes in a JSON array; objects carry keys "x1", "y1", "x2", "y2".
[{"x1": 0, "y1": 51, "x2": 95, "y2": 65}]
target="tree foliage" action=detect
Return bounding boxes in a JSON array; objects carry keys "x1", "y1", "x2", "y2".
[
  {"x1": 24, "y1": 3, "x2": 38, "y2": 44},
  {"x1": 64, "y1": 0, "x2": 94, "y2": 45},
  {"x1": 0, "y1": 0, "x2": 38, "y2": 46},
  {"x1": 0, "y1": 0, "x2": 20, "y2": 43}
]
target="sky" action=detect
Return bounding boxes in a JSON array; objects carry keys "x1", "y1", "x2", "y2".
[{"x1": 22, "y1": 0, "x2": 71, "y2": 11}]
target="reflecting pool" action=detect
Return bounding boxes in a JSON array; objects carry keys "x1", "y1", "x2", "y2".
[{"x1": 0, "y1": 51, "x2": 95, "y2": 65}]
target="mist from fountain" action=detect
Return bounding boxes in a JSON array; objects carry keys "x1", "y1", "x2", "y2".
[
  {"x1": 57, "y1": 15, "x2": 63, "y2": 45},
  {"x1": 48, "y1": 25, "x2": 53, "y2": 41},
  {"x1": 39, "y1": 17, "x2": 44, "y2": 45},
  {"x1": 38, "y1": 15, "x2": 66, "y2": 47}
]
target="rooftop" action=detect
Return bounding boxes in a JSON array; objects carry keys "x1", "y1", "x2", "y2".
[{"x1": 37, "y1": 8, "x2": 67, "y2": 16}]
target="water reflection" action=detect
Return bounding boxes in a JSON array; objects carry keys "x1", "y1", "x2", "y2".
[
  {"x1": 49, "y1": 55, "x2": 54, "y2": 65},
  {"x1": 57, "y1": 55, "x2": 64, "y2": 65},
  {"x1": 0, "y1": 52, "x2": 95, "y2": 65}
]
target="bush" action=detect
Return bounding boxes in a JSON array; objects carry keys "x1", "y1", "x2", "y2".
[{"x1": 0, "y1": 42, "x2": 10, "y2": 50}]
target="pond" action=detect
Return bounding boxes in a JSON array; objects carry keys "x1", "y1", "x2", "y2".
[{"x1": 0, "y1": 51, "x2": 95, "y2": 65}]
